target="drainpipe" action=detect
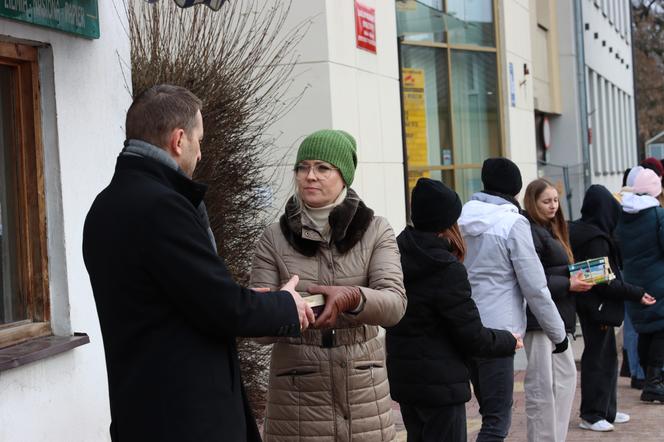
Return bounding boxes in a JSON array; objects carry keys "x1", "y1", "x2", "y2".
[
  {"x1": 629, "y1": 3, "x2": 641, "y2": 160},
  {"x1": 574, "y1": 0, "x2": 591, "y2": 190}
]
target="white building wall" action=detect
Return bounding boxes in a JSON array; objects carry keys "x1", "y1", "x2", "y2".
[
  {"x1": 256, "y1": 0, "x2": 406, "y2": 232},
  {"x1": 0, "y1": 3, "x2": 131, "y2": 441},
  {"x1": 498, "y1": 0, "x2": 540, "y2": 194},
  {"x1": 541, "y1": 0, "x2": 587, "y2": 218},
  {"x1": 583, "y1": 0, "x2": 636, "y2": 192},
  {"x1": 521, "y1": 0, "x2": 637, "y2": 217},
  {"x1": 255, "y1": 0, "x2": 638, "y2": 218}
]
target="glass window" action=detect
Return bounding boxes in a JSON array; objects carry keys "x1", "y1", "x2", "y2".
[
  {"x1": 446, "y1": 0, "x2": 495, "y2": 47},
  {"x1": 397, "y1": 0, "x2": 495, "y2": 46},
  {"x1": 397, "y1": 0, "x2": 501, "y2": 207},
  {"x1": 397, "y1": 0, "x2": 447, "y2": 43},
  {"x1": 400, "y1": 45, "x2": 453, "y2": 189},
  {"x1": 0, "y1": 42, "x2": 51, "y2": 348},
  {"x1": 0, "y1": 66, "x2": 22, "y2": 325},
  {"x1": 450, "y1": 50, "x2": 501, "y2": 165},
  {"x1": 455, "y1": 167, "x2": 483, "y2": 203}
]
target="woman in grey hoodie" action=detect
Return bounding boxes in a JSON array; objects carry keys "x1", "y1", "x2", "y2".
[{"x1": 458, "y1": 158, "x2": 567, "y2": 442}]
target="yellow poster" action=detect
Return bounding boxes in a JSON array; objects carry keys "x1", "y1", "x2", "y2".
[{"x1": 401, "y1": 68, "x2": 429, "y2": 190}]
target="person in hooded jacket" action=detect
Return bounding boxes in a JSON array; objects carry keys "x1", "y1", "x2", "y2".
[
  {"x1": 458, "y1": 158, "x2": 567, "y2": 442},
  {"x1": 641, "y1": 158, "x2": 664, "y2": 207},
  {"x1": 620, "y1": 167, "x2": 648, "y2": 389},
  {"x1": 616, "y1": 168, "x2": 664, "y2": 403},
  {"x1": 570, "y1": 184, "x2": 655, "y2": 431},
  {"x1": 613, "y1": 166, "x2": 661, "y2": 390},
  {"x1": 522, "y1": 178, "x2": 594, "y2": 441},
  {"x1": 386, "y1": 178, "x2": 522, "y2": 442}
]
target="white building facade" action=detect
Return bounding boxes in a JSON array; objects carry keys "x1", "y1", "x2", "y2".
[
  {"x1": 582, "y1": 0, "x2": 637, "y2": 190},
  {"x1": 535, "y1": 0, "x2": 637, "y2": 216},
  {"x1": 261, "y1": 0, "x2": 639, "y2": 224},
  {"x1": 260, "y1": 0, "x2": 407, "y2": 232},
  {"x1": 0, "y1": 2, "x2": 131, "y2": 441}
]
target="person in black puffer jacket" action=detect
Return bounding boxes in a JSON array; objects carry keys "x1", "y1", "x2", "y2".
[
  {"x1": 569, "y1": 184, "x2": 655, "y2": 431},
  {"x1": 522, "y1": 178, "x2": 594, "y2": 441},
  {"x1": 386, "y1": 178, "x2": 521, "y2": 442}
]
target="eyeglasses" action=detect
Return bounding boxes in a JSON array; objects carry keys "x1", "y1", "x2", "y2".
[{"x1": 294, "y1": 163, "x2": 339, "y2": 180}]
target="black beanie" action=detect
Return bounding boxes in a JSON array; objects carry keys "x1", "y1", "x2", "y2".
[
  {"x1": 481, "y1": 157, "x2": 523, "y2": 196},
  {"x1": 411, "y1": 178, "x2": 462, "y2": 232}
]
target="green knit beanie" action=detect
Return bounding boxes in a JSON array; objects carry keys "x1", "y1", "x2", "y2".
[{"x1": 295, "y1": 129, "x2": 358, "y2": 185}]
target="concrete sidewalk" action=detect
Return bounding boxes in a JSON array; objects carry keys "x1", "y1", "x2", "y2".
[{"x1": 393, "y1": 371, "x2": 664, "y2": 441}]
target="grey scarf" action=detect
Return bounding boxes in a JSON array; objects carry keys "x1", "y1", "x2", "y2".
[{"x1": 122, "y1": 139, "x2": 218, "y2": 253}]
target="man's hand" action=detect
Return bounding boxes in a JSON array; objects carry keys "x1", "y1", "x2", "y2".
[
  {"x1": 308, "y1": 285, "x2": 362, "y2": 329},
  {"x1": 641, "y1": 293, "x2": 657, "y2": 306},
  {"x1": 280, "y1": 275, "x2": 315, "y2": 331}
]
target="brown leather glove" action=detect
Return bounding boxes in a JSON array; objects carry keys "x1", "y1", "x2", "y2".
[{"x1": 307, "y1": 285, "x2": 362, "y2": 329}]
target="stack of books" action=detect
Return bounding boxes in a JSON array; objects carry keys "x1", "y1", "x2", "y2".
[
  {"x1": 304, "y1": 294, "x2": 326, "y2": 318},
  {"x1": 568, "y1": 256, "x2": 615, "y2": 284}
]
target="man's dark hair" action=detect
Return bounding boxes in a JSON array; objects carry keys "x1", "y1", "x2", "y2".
[{"x1": 126, "y1": 84, "x2": 203, "y2": 148}]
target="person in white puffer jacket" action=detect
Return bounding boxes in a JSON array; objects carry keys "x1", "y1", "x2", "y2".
[{"x1": 458, "y1": 158, "x2": 567, "y2": 442}]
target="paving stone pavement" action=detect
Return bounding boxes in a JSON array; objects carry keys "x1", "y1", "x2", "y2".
[{"x1": 393, "y1": 371, "x2": 664, "y2": 441}]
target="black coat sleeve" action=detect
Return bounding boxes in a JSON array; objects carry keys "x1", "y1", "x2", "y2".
[
  {"x1": 144, "y1": 194, "x2": 300, "y2": 339},
  {"x1": 434, "y1": 262, "x2": 516, "y2": 358},
  {"x1": 547, "y1": 274, "x2": 571, "y2": 303},
  {"x1": 531, "y1": 225, "x2": 570, "y2": 303},
  {"x1": 583, "y1": 237, "x2": 644, "y2": 302}
]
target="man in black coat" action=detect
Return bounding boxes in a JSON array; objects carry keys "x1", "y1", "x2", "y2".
[{"x1": 83, "y1": 85, "x2": 314, "y2": 442}]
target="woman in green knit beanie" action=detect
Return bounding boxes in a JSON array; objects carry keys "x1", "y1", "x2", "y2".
[
  {"x1": 250, "y1": 129, "x2": 406, "y2": 441},
  {"x1": 291, "y1": 129, "x2": 358, "y2": 208}
]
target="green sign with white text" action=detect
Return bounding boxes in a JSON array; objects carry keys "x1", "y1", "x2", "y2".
[{"x1": 0, "y1": 1, "x2": 99, "y2": 39}]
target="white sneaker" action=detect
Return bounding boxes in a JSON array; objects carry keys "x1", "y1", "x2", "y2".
[
  {"x1": 579, "y1": 419, "x2": 615, "y2": 432},
  {"x1": 614, "y1": 412, "x2": 630, "y2": 424}
]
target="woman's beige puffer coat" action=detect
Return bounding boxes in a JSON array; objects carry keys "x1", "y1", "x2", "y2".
[{"x1": 250, "y1": 190, "x2": 406, "y2": 441}]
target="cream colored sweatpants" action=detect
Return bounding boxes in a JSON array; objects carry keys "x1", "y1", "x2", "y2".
[{"x1": 524, "y1": 331, "x2": 577, "y2": 442}]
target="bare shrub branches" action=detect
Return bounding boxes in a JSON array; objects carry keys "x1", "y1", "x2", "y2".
[{"x1": 632, "y1": 1, "x2": 664, "y2": 148}]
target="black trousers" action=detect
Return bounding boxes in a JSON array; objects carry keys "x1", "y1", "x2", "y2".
[
  {"x1": 469, "y1": 356, "x2": 514, "y2": 442},
  {"x1": 578, "y1": 312, "x2": 617, "y2": 424},
  {"x1": 400, "y1": 403, "x2": 467, "y2": 442},
  {"x1": 638, "y1": 330, "x2": 664, "y2": 369}
]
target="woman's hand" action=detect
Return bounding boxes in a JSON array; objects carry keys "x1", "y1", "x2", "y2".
[
  {"x1": 569, "y1": 272, "x2": 594, "y2": 292},
  {"x1": 307, "y1": 285, "x2": 362, "y2": 329},
  {"x1": 512, "y1": 333, "x2": 523, "y2": 351},
  {"x1": 641, "y1": 293, "x2": 657, "y2": 306}
]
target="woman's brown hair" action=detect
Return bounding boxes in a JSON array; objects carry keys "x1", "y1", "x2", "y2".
[
  {"x1": 438, "y1": 222, "x2": 467, "y2": 263},
  {"x1": 523, "y1": 178, "x2": 574, "y2": 263}
]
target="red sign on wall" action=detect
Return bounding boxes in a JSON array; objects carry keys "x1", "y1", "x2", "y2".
[{"x1": 355, "y1": 1, "x2": 376, "y2": 54}]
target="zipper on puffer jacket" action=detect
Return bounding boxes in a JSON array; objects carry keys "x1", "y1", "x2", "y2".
[
  {"x1": 330, "y1": 357, "x2": 338, "y2": 440},
  {"x1": 355, "y1": 363, "x2": 385, "y2": 440},
  {"x1": 275, "y1": 369, "x2": 316, "y2": 386}
]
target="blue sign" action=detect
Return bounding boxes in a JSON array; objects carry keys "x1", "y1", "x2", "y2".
[{"x1": 508, "y1": 62, "x2": 516, "y2": 107}]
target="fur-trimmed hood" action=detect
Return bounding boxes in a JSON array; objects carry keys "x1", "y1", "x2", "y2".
[{"x1": 279, "y1": 188, "x2": 374, "y2": 256}]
